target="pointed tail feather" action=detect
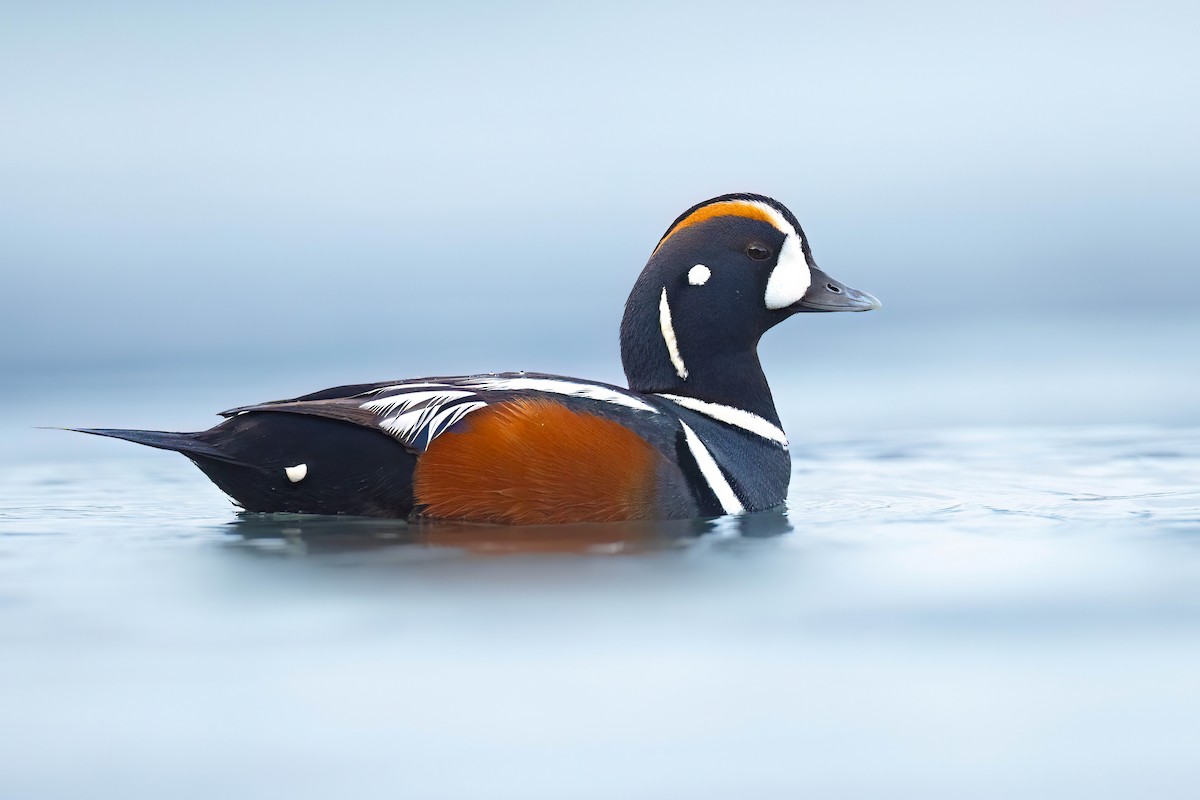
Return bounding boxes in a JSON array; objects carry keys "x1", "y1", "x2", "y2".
[{"x1": 64, "y1": 428, "x2": 247, "y2": 464}]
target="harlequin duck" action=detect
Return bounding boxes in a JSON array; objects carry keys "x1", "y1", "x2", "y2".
[{"x1": 74, "y1": 193, "x2": 879, "y2": 524}]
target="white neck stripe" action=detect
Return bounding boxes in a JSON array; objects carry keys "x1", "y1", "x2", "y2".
[
  {"x1": 679, "y1": 421, "x2": 744, "y2": 516},
  {"x1": 655, "y1": 393, "x2": 789, "y2": 447},
  {"x1": 658, "y1": 288, "x2": 689, "y2": 380}
]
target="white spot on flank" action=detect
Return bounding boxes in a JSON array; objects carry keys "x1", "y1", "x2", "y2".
[
  {"x1": 285, "y1": 463, "x2": 308, "y2": 483},
  {"x1": 688, "y1": 264, "x2": 711, "y2": 286},
  {"x1": 659, "y1": 287, "x2": 688, "y2": 380},
  {"x1": 679, "y1": 422, "x2": 744, "y2": 515}
]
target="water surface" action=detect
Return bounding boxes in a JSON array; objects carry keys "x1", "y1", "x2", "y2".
[{"x1": 2, "y1": 420, "x2": 1198, "y2": 799}]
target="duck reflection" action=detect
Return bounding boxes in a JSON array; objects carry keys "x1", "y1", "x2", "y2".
[{"x1": 227, "y1": 508, "x2": 792, "y2": 556}]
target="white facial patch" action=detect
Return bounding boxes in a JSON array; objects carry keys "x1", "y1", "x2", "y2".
[
  {"x1": 718, "y1": 199, "x2": 810, "y2": 310},
  {"x1": 688, "y1": 264, "x2": 711, "y2": 286},
  {"x1": 285, "y1": 463, "x2": 308, "y2": 483},
  {"x1": 659, "y1": 287, "x2": 689, "y2": 380},
  {"x1": 763, "y1": 230, "x2": 811, "y2": 310}
]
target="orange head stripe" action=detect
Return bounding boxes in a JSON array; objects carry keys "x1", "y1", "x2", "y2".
[
  {"x1": 655, "y1": 200, "x2": 783, "y2": 254},
  {"x1": 413, "y1": 398, "x2": 663, "y2": 525}
]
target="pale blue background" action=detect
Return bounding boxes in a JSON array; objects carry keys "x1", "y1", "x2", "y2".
[{"x1": 3, "y1": 0, "x2": 1197, "y2": 434}]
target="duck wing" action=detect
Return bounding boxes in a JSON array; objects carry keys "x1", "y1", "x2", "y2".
[{"x1": 220, "y1": 371, "x2": 666, "y2": 454}]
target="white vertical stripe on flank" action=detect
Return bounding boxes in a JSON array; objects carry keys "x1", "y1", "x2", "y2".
[{"x1": 679, "y1": 421, "x2": 744, "y2": 515}]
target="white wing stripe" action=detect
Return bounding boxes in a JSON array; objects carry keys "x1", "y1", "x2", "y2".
[
  {"x1": 361, "y1": 390, "x2": 475, "y2": 415},
  {"x1": 460, "y1": 377, "x2": 659, "y2": 413},
  {"x1": 378, "y1": 407, "x2": 434, "y2": 441},
  {"x1": 363, "y1": 382, "x2": 458, "y2": 395},
  {"x1": 426, "y1": 401, "x2": 487, "y2": 440},
  {"x1": 360, "y1": 376, "x2": 659, "y2": 449}
]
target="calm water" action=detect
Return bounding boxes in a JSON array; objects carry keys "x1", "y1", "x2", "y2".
[{"x1": 2, "y1": 418, "x2": 1199, "y2": 799}]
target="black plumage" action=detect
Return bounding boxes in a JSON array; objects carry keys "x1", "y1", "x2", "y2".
[{"x1": 76, "y1": 413, "x2": 417, "y2": 517}]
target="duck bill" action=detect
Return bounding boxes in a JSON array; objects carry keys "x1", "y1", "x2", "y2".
[{"x1": 795, "y1": 266, "x2": 882, "y2": 312}]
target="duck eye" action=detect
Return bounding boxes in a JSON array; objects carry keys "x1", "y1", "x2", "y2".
[{"x1": 746, "y1": 244, "x2": 771, "y2": 261}]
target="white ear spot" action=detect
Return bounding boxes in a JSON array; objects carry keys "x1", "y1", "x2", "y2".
[
  {"x1": 688, "y1": 264, "x2": 711, "y2": 286},
  {"x1": 285, "y1": 464, "x2": 308, "y2": 483}
]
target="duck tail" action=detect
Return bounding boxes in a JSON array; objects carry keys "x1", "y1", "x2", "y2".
[{"x1": 64, "y1": 428, "x2": 246, "y2": 464}]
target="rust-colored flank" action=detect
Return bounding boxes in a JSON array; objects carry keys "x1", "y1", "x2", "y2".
[
  {"x1": 655, "y1": 199, "x2": 783, "y2": 253},
  {"x1": 413, "y1": 398, "x2": 663, "y2": 525}
]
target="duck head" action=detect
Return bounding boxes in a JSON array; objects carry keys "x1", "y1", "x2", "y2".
[{"x1": 620, "y1": 193, "x2": 880, "y2": 423}]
